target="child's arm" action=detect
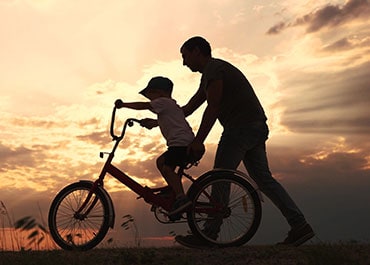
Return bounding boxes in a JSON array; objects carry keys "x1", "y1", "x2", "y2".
[
  {"x1": 115, "y1": 99, "x2": 158, "y2": 129},
  {"x1": 115, "y1": 99, "x2": 153, "y2": 111}
]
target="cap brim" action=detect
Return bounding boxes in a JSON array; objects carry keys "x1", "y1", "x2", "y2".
[{"x1": 139, "y1": 87, "x2": 150, "y2": 98}]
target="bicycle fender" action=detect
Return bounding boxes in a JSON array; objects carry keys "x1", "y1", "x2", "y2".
[
  {"x1": 192, "y1": 169, "x2": 263, "y2": 202},
  {"x1": 79, "y1": 180, "x2": 116, "y2": 228}
]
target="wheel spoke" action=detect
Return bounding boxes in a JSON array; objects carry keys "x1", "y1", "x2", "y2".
[{"x1": 187, "y1": 172, "x2": 261, "y2": 247}]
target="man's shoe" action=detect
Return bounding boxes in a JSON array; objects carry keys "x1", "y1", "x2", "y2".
[
  {"x1": 278, "y1": 223, "x2": 315, "y2": 246},
  {"x1": 175, "y1": 234, "x2": 214, "y2": 249}
]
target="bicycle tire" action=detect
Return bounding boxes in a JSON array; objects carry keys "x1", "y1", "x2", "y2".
[
  {"x1": 48, "y1": 181, "x2": 110, "y2": 250},
  {"x1": 186, "y1": 172, "x2": 261, "y2": 247}
]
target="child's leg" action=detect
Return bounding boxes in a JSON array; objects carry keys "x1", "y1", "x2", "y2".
[
  {"x1": 157, "y1": 149, "x2": 192, "y2": 217},
  {"x1": 156, "y1": 154, "x2": 184, "y2": 198}
]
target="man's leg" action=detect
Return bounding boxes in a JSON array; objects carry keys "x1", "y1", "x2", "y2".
[
  {"x1": 176, "y1": 128, "x2": 249, "y2": 247},
  {"x1": 242, "y1": 142, "x2": 314, "y2": 245},
  {"x1": 242, "y1": 142, "x2": 305, "y2": 227},
  {"x1": 175, "y1": 128, "x2": 256, "y2": 247},
  {"x1": 202, "y1": 128, "x2": 249, "y2": 238}
]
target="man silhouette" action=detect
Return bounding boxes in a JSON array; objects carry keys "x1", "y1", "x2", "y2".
[{"x1": 175, "y1": 36, "x2": 314, "y2": 247}]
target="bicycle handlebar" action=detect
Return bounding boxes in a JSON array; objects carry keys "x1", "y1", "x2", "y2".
[
  {"x1": 110, "y1": 106, "x2": 141, "y2": 141},
  {"x1": 110, "y1": 106, "x2": 199, "y2": 169}
]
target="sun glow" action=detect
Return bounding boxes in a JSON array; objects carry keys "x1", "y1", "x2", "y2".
[
  {"x1": 299, "y1": 136, "x2": 363, "y2": 164},
  {"x1": 1, "y1": 0, "x2": 370, "y2": 248}
]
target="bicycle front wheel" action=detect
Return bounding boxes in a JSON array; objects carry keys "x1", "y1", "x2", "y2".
[
  {"x1": 48, "y1": 181, "x2": 110, "y2": 250},
  {"x1": 187, "y1": 172, "x2": 261, "y2": 247}
]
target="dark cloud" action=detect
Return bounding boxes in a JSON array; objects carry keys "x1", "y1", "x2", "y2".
[
  {"x1": 1, "y1": 137, "x2": 369, "y2": 245},
  {"x1": 269, "y1": 146, "x2": 369, "y2": 181},
  {"x1": 279, "y1": 60, "x2": 370, "y2": 135},
  {"x1": 10, "y1": 117, "x2": 67, "y2": 129},
  {"x1": 77, "y1": 117, "x2": 102, "y2": 128},
  {"x1": 76, "y1": 130, "x2": 110, "y2": 146},
  {"x1": 266, "y1": 21, "x2": 286, "y2": 35},
  {"x1": 0, "y1": 142, "x2": 36, "y2": 171},
  {"x1": 323, "y1": 37, "x2": 353, "y2": 51},
  {"x1": 323, "y1": 35, "x2": 370, "y2": 52},
  {"x1": 267, "y1": 0, "x2": 370, "y2": 35},
  {"x1": 265, "y1": 145, "x2": 370, "y2": 243}
]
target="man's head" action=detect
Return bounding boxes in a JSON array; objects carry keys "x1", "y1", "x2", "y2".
[
  {"x1": 181, "y1": 36, "x2": 212, "y2": 56},
  {"x1": 139, "y1": 76, "x2": 173, "y2": 99},
  {"x1": 181, "y1": 36, "x2": 212, "y2": 73}
]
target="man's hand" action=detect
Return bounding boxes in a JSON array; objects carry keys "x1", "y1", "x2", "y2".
[
  {"x1": 139, "y1": 118, "x2": 158, "y2": 129},
  {"x1": 115, "y1": 99, "x2": 124, "y2": 109},
  {"x1": 187, "y1": 140, "x2": 205, "y2": 162}
]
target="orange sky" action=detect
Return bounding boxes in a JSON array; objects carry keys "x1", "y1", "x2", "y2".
[{"x1": 1, "y1": 0, "x2": 370, "y2": 248}]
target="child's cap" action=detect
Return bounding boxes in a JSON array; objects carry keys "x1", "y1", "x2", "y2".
[{"x1": 139, "y1": 76, "x2": 173, "y2": 97}]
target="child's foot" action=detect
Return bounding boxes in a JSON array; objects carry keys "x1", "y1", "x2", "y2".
[{"x1": 168, "y1": 196, "x2": 192, "y2": 219}]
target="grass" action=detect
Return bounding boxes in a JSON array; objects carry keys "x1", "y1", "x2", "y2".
[
  {"x1": 0, "y1": 201, "x2": 141, "y2": 251},
  {"x1": 0, "y1": 244, "x2": 369, "y2": 265},
  {"x1": 1, "y1": 200, "x2": 369, "y2": 264},
  {"x1": 300, "y1": 243, "x2": 370, "y2": 265},
  {"x1": 1, "y1": 201, "x2": 53, "y2": 251}
]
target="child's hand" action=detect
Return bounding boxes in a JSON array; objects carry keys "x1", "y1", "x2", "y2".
[
  {"x1": 115, "y1": 99, "x2": 124, "y2": 109},
  {"x1": 139, "y1": 118, "x2": 158, "y2": 129}
]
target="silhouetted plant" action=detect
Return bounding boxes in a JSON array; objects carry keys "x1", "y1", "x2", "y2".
[
  {"x1": 121, "y1": 214, "x2": 141, "y2": 247},
  {"x1": 14, "y1": 216, "x2": 48, "y2": 251},
  {"x1": 0, "y1": 201, "x2": 17, "y2": 251}
]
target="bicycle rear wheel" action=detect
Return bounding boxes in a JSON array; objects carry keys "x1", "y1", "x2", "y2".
[
  {"x1": 187, "y1": 172, "x2": 261, "y2": 247},
  {"x1": 48, "y1": 181, "x2": 110, "y2": 250}
]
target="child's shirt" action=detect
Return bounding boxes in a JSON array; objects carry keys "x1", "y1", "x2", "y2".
[{"x1": 150, "y1": 97, "x2": 194, "y2": 147}]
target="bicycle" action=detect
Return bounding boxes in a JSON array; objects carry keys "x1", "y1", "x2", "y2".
[{"x1": 48, "y1": 106, "x2": 263, "y2": 250}]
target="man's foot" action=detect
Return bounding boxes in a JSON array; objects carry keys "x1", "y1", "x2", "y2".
[
  {"x1": 278, "y1": 223, "x2": 315, "y2": 246},
  {"x1": 175, "y1": 234, "x2": 214, "y2": 249}
]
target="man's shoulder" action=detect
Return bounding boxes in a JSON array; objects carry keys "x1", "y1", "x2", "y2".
[
  {"x1": 209, "y1": 57, "x2": 227, "y2": 65},
  {"x1": 206, "y1": 58, "x2": 235, "y2": 71}
]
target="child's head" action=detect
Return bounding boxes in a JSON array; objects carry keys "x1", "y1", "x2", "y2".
[{"x1": 140, "y1": 76, "x2": 173, "y2": 99}]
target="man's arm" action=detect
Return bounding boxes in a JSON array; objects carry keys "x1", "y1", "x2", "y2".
[
  {"x1": 140, "y1": 118, "x2": 158, "y2": 129},
  {"x1": 194, "y1": 79, "x2": 222, "y2": 143},
  {"x1": 182, "y1": 86, "x2": 207, "y2": 117},
  {"x1": 188, "y1": 79, "x2": 222, "y2": 160}
]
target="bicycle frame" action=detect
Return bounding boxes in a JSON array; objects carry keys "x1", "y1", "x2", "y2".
[
  {"x1": 75, "y1": 106, "x2": 229, "y2": 228},
  {"x1": 76, "y1": 107, "x2": 187, "y2": 217},
  {"x1": 49, "y1": 107, "x2": 264, "y2": 250}
]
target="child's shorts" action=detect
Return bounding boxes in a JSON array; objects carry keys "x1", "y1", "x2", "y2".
[{"x1": 163, "y1": 146, "x2": 188, "y2": 167}]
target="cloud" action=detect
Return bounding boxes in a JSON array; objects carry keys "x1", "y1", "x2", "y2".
[
  {"x1": 265, "y1": 142, "x2": 370, "y2": 242},
  {"x1": 277, "y1": 54, "x2": 370, "y2": 135},
  {"x1": 1, "y1": 0, "x2": 370, "y2": 245},
  {"x1": 0, "y1": 142, "x2": 35, "y2": 172},
  {"x1": 322, "y1": 35, "x2": 370, "y2": 52},
  {"x1": 266, "y1": 21, "x2": 287, "y2": 35},
  {"x1": 76, "y1": 130, "x2": 109, "y2": 147},
  {"x1": 267, "y1": 0, "x2": 370, "y2": 34}
]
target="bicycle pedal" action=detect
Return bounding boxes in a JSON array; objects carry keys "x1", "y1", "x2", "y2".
[
  {"x1": 168, "y1": 212, "x2": 184, "y2": 222},
  {"x1": 150, "y1": 205, "x2": 156, "y2": 212}
]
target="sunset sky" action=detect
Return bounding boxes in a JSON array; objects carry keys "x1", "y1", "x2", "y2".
[{"x1": 1, "y1": 0, "x2": 369, "y2": 247}]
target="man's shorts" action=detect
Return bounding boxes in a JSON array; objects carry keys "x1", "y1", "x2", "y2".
[{"x1": 163, "y1": 146, "x2": 188, "y2": 167}]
